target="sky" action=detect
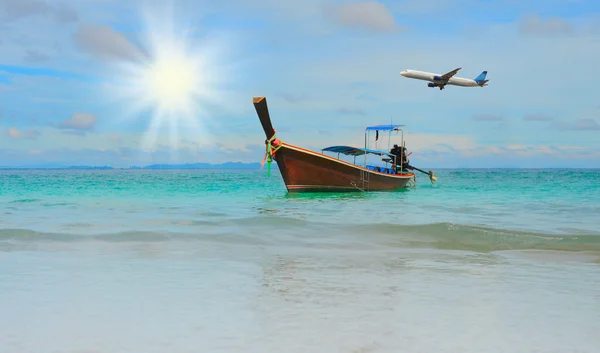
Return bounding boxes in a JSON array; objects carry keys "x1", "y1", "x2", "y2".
[{"x1": 1, "y1": 0, "x2": 599, "y2": 168}]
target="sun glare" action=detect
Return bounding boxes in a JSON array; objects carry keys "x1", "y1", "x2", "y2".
[
  {"x1": 143, "y1": 52, "x2": 201, "y2": 113},
  {"x1": 147, "y1": 57, "x2": 196, "y2": 107},
  {"x1": 106, "y1": 3, "x2": 235, "y2": 153}
]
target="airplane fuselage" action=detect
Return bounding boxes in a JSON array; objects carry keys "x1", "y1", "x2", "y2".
[{"x1": 401, "y1": 69, "x2": 480, "y2": 87}]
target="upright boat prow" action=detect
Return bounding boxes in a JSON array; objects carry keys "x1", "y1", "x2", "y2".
[
  {"x1": 253, "y1": 96, "x2": 434, "y2": 192},
  {"x1": 254, "y1": 96, "x2": 276, "y2": 141}
]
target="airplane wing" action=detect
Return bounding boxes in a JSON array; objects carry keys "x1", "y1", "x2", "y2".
[{"x1": 440, "y1": 67, "x2": 461, "y2": 81}]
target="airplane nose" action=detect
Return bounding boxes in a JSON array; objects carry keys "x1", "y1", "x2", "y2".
[{"x1": 400, "y1": 70, "x2": 407, "y2": 76}]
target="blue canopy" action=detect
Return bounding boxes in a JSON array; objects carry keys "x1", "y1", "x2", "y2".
[
  {"x1": 365, "y1": 124, "x2": 404, "y2": 131},
  {"x1": 322, "y1": 145, "x2": 394, "y2": 157}
]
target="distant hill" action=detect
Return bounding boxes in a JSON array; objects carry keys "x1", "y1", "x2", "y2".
[
  {"x1": 67, "y1": 165, "x2": 114, "y2": 170},
  {"x1": 0, "y1": 162, "x2": 274, "y2": 170},
  {"x1": 139, "y1": 162, "x2": 267, "y2": 169},
  {"x1": 0, "y1": 164, "x2": 114, "y2": 169}
]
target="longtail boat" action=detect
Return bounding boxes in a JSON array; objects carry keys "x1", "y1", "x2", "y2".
[{"x1": 253, "y1": 96, "x2": 436, "y2": 192}]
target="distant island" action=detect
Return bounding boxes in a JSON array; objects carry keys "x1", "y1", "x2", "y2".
[
  {"x1": 0, "y1": 162, "x2": 276, "y2": 170},
  {"x1": 132, "y1": 162, "x2": 267, "y2": 169}
]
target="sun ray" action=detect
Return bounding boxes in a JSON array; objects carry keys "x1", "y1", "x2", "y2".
[{"x1": 99, "y1": 1, "x2": 238, "y2": 160}]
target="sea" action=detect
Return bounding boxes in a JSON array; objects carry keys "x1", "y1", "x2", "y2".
[{"x1": 1, "y1": 168, "x2": 599, "y2": 353}]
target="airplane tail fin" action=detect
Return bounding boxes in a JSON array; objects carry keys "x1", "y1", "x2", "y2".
[{"x1": 474, "y1": 71, "x2": 487, "y2": 84}]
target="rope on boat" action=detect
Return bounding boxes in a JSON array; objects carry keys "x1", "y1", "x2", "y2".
[
  {"x1": 406, "y1": 174, "x2": 417, "y2": 188},
  {"x1": 350, "y1": 180, "x2": 366, "y2": 192},
  {"x1": 261, "y1": 130, "x2": 282, "y2": 177}
]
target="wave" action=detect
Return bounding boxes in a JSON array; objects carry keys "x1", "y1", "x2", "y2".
[
  {"x1": 1, "y1": 219, "x2": 599, "y2": 253},
  {"x1": 8, "y1": 198, "x2": 42, "y2": 204},
  {"x1": 345, "y1": 222, "x2": 600, "y2": 252}
]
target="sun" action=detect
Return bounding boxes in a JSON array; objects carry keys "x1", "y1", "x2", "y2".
[
  {"x1": 135, "y1": 41, "x2": 208, "y2": 121},
  {"x1": 146, "y1": 55, "x2": 197, "y2": 109},
  {"x1": 106, "y1": 3, "x2": 234, "y2": 152}
]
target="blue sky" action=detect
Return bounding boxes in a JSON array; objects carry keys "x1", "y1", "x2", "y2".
[{"x1": 1, "y1": 0, "x2": 599, "y2": 168}]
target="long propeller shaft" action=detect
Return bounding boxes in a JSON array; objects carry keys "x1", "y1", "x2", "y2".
[{"x1": 406, "y1": 164, "x2": 437, "y2": 182}]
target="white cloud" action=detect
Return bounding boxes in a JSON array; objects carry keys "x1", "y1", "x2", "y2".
[
  {"x1": 555, "y1": 118, "x2": 600, "y2": 131},
  {"x1": 325, "y1": 1, "x2": 400, "y2": 33},
  {"x1": 523, "y1": 114, "x2": 554, "y2": 121},
  {"x1": 338, "y1": 107, "x2": 366, "y2": 115},
  {"x1": 0, "y1": 1, "x2": 85, "y2": 72},
  {"x1": 6, "y1": 127, "x2": 40, "y2": 139},
  {"x1": 388, "y1": 0, "x2": 476, "y2": 15},
  {"x1": 0, "y1": 0, "x2": 50, "y2": 20},
  {"x1": 0, "y1": 132, "x2": 266, "y2": 168},
  {"x1": 0, "y1": 0, "x2": 78, "y2": 23},
  {"x1": 472, "y1": 114, "x2": 503, "y2": 122},
  {"x1": 404, "y1": 133, "x2": 479, "y2": 152},
  {"x1": 0, "y1": 124, "x2": 235, "y2": 154},
  {"x1": 518, "y1": 14, "x2": 574, "y2": 37},
  {"x1": 23, "y1": 50, "x2": 51, "y2": 63},
  {"x1": 57, "y1": 113, "x2": 98, "y2": 130},
  {"x1": 73, "y1": 24, "x2": 147, "y2": 63},
  {"x1": 0, "y1": 122, "x2": 598, "y2": 168}
]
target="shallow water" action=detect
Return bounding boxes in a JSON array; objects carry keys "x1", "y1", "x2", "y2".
[{"x1": 1, "y1": 169, "x2": 599, "y2": 352}]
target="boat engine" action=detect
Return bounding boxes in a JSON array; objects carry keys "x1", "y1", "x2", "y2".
[{"x1": 389, "y1": 144, "x2": 410, "y2": 172}]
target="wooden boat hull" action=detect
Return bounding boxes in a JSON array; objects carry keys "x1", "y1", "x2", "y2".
[
  {"x1": 274, "y1": 143, "x2": 413, "y2": 192},
  {"x1": 253, "y1": 96, "x2": 414, "y2": 192}
]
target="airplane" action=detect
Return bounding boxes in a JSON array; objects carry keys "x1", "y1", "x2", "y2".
[{"x1": 400, "y1": 68, "x2": 489, "y2": 90}]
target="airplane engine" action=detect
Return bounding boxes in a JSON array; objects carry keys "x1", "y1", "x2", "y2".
[
  {"x1": 427, "y1": 82, "x2": 436, "y2": 87},
  {"x1": 433, "y1": 75, "x2": 442, "y2": 81}
]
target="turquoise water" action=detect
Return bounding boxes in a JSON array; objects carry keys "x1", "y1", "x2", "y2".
[
  {"x1": 2, "y1": 168, "x2": 599, "y2": 240},
  {"x1": 1, "y1": 169, "x2": 600, "y2": 352}
]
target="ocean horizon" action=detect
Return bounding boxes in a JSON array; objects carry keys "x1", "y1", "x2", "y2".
[
  {"x1": 2, "y1": 164, "x2": 599, "y2": 170},
  {"x1": 0, "y1": 161, "x2": 265, "y2": 170}
]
